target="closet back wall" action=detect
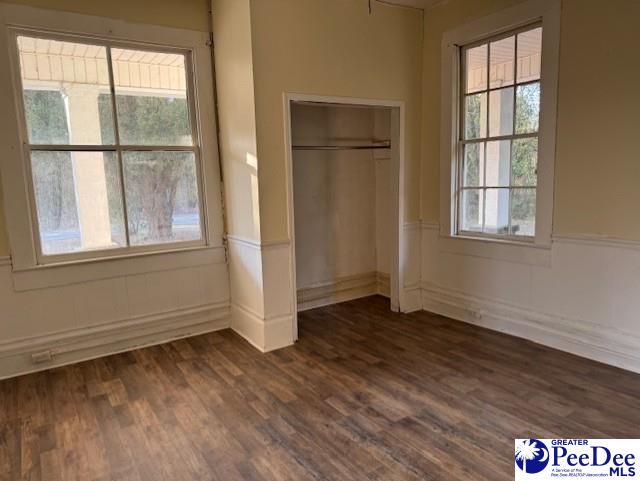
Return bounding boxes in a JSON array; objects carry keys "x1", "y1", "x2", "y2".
[{"x1": 292, "y1": 104, "x2": 390, "y2": 308}]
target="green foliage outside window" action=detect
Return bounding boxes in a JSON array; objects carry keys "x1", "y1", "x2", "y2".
[
  {"x1": 25, "y1": 89, "x2": 199, "y2": 246},
  {"x1": 24, "y1": 90, "x2": 78, "y2": 233},
  {"x1": 98, "y1": 93, "x2": 197, "y2": 241},
  {"x1": 461, "y1": 83, "x2": 539, "y2": 235}
]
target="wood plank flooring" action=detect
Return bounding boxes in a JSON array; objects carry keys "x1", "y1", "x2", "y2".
[{"x1": 1, "y1": 295, "x2": 640, "y2": 480}]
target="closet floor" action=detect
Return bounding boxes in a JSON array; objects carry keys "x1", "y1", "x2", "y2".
[{"x1": 1, "y1": 295, "x2": 639, "y2": 481}]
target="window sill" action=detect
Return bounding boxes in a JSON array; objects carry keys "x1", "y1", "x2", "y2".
[
  {"x1": 11, "y1": 245, "x2": 225, "y2": 291},
  {"x1": 438, "y1": 234, "x2": 551, "y2": 266}
]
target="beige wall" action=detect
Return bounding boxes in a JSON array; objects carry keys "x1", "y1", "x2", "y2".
[
  {"x1": 422, "y1": 0, "x2": 640, "y2": 241},
  {"x1": 0, "y1": 0, "x2": 211, "y2": 256},
  {"x1": 2, "y1": 0, "x2": 210, "y2": 31},
  {"x1": 212, "y1": 0, "x2": 262, "y2": 240},
  {"x1": 249, "y1": 0, "x2": 423, "y2": 242},
  {"x1": 553, "y1": 0, "x2": 640, "y2": 239},
  {"x1": 5, "y1": 0, "x2": 638, "y2": 255},
  {"x1": 420, "y1": 0, "x2": 523, "y2": 223},
  {"x1": 0, "y1": 182, "x2": 7, "y2": 256}
]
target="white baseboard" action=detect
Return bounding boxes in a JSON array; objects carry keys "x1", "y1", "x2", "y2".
[
  {"x1": 401, "y1": 284, "x2": 422, "y2": 313},
  {"x1": 421, "y1": 282, "x2": 640, "y2": 374},
  {"x1": 0, "y1": 302, "x2": 230, "y2": 380},
  {"x1": 377, "y1": 272, "x2": 390, "y2": 298},
  {"x1": 230, "y1": 303, "x2": 293, "y2": 352},
  {"x1": 297, "y1": 271, "x2": 389, "y2": 311}
]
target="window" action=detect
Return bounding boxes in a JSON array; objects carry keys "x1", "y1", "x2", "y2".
[
  {"x1": 15, "y1": 33, "x2": 205, "y2": 260},
  {"x1": 457, "y1": 24, "x2": 542, "y2": 240}
]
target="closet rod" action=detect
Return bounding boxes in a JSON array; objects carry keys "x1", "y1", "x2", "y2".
[{"x1": 292, "y1": 142, "x2": 391, "y2": 151}]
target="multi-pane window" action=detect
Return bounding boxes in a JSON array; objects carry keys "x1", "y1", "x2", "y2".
[
  {"x1": 458, "y1": 25, "x2": 542, "y2": 239},
  {"x1": 15, "y1": 33, "x2": 204, "y2": 259}
]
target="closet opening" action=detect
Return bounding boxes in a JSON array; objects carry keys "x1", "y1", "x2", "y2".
[{"x1": 284, "y1": 95, "x2": 405, "y2": 340}]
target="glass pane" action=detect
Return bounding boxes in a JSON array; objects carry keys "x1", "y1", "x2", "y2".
[
  {"x1": 512, "y1": 138, "x2": 538, "y2": 186},
  {"x1": 461, "y1": 189, "x2": 482, "y2": 232},
  {"x1": 489, "y1": 87, "x2": 514, "y2": 137},
  {"x1": 485, "y1": 140, "x2": 511, "y2": 187},
  {"x1": 31, "y1": 151, "x2": 125, "y2": 255},
  {"x1": 123, "y1": 151, "x2": 202, "y2": 246},
  {"x1": 464, "y1": 93, "x2": 487, "y2": 140},
  {"x1": 515, "y1": 82, "x2": 540, "y2": 134},
  {"x1": 517, "y1": 27, "x2": 542, "y2": 83},
  {"x1": 462, "y1": 143, "x2": 484, "y2": 187},
  {"x1": 489, "y1": 36, "x2": 514, "y2": 88},
  {"x1": 17, "y1": 36, "x2": 115, "y2": 145},
  {"x1": 510, "y1": 188, "x2": 536, "y2": 236},
  {"x1": 484, "y1": 188, "x2": 510, "y2": 234},
  {"x1": 465, "y1": 44, "x2": 487, "y2": 93},
  {"x1": 112, "y1": 48, "x2": 192, "y2": 146}
]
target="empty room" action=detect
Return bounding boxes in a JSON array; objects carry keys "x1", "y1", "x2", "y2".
[{"x1": 0, "y1": 0, "x2": 638, "y2": 479}]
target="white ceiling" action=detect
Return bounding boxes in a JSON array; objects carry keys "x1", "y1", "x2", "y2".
[{"x1": 379, "y1": 0, "x2": 444, "y2": 10}]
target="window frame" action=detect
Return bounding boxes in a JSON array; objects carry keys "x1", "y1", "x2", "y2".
[
  {"x1": 440, "y1": 0, "x2": 560, "y2": 250},
  {"x1": 0, "y1": 4, "x2": 223, "y2": 272},
  {"x1": 457, "y1": 22, "x2": 541, "y2": 243},
  {"x1": 14, "y1": 29, "x2": 207, "y2": 264}
]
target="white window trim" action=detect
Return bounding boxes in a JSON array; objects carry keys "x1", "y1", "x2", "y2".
[
  {"x1": 0, "y1": 3, "x2": 224, "y2": 274},
  {"x1": 440, "y1": 0, "x2": 560, "y2": 251}
]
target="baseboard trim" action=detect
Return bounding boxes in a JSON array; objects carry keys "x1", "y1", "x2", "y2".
[
  {"x1": 0, "y1": 256, "x2": 10, "y2": 267},
  {"x1": 403, "y1": 221, "x2": 421, "y2": 231},
  {"x1": 421, "y1": 220, "x2": 440, "y2": 231},
  {"x1": 0, "y1": 301, "x2": 231, "y2": 380},
  {"x1": 230, "y1": 303, "x2": 293, "y2": 352},
  {"x1": 421, "y1": 282, "x2": 640, "y2": 374},
  {"x1": 297, "y1": 271, "x2": 389, "y2": 311},
  {"x1": 401, "y1": 283, "x2": 422, "y2": 313},
  {"x1": 377, "y1": 272, "x2": 390, "y2": 298}
]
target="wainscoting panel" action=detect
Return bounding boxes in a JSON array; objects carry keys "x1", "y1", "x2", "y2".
[
  {"x1": 227, "y1": 236, "x2": 294, "y2": 352},
  {"x1": 421, "y1": 223, "x2": 640, "y2": 373},
  {"x1": 401, "y1": 221, "x2": 422, "y2": 312},
  {"x1": 0, "y1": 251, "x2": 230, "y2": 379}
]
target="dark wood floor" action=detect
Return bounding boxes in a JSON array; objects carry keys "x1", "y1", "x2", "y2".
[{"x1": 1, "y1": 296, "x2": 640, "y2": 481}]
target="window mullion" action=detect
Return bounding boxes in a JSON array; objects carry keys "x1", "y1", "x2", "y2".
[
  {"x1": 482, "y1": 140, "x2": 487, "y2": 233},
  {"x1": 461, "y1": 132, "x2": 537, "y2": 144},
  {"x1": 457, "y1": 47, "x2": 465, "y2": 234},
  {"x1": 512, "y1": 31, "x2": 518, "y2": 136},
  {"x1": 29, "y1": 145, "x2": 119, "y2": 151},
  {"x1": 106, "y1": 46, "x2": 131, "y2": 249},
  {"x1": 485, "y1": 41, "x2": 490, "y2": 138},
  {"x1": 457, "y1": 145, "x2": 462, "y2": 233},
  {"x1": 508, "y1": 35, "x2": 517, "y2": 237},
  {"x1": 118, "y1": 145, "x2": 196, "y2": 151},
  {"x1": 483, "y1": 40, "x2": 490, "y2": 235}
]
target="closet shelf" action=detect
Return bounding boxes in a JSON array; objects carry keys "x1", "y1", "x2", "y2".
[{"x1": 292, "y1": 141, "x2": 391, "y2": 151}]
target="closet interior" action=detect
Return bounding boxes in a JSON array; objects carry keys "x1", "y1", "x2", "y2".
[{"x1": 290, "y1": 101, "x2": 395, "y2": 311}]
